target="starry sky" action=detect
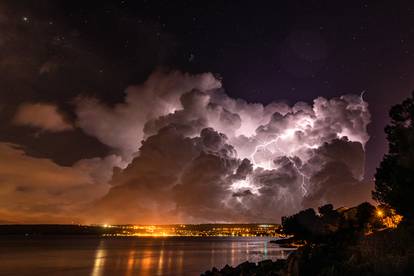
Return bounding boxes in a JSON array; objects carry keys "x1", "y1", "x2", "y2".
[{"x1": 1, "y1": 0, "x2": 414, "y2": 223}]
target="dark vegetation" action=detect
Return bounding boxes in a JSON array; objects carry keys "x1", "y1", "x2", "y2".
[
  {"x1": 275, "y1": 203, "x2": 413, "y2": 276},
  {"x1": 202, "y1": 94, "x2": 414, "y2": 275},
  {"x1": 373, "y1": 92, "x2": 414, "y2": 221},
  {"x1": 281, "y1": 202, "x2": 378, "y2": 244}
]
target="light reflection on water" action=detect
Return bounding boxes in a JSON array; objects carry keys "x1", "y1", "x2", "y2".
[
  {"x1": 91, "y1": 240, "x2": 106, "y2": 276},
  {"x1": 0, "y1": 236, "x2": 295, "y2": 276}
]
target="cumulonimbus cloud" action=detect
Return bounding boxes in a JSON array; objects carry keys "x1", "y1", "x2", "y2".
[
  {"x1": 73, "y1": 70, "x2": 371, "y2": 224},
  {"x1": 1, "y1": 70, "x2": 371, "y2": 223}
]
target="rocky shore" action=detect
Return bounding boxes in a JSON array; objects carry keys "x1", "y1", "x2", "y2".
[
  {"x1": 201, "y1": 202, "x2": 414, "y2": 276},
  {"x1": 201, "y1": 258, "x2": 288, "y2": 276}
]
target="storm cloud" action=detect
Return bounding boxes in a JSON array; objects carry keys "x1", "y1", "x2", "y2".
[
  {"x1": 1, "y1": 70, "x2": 372, "y2": 223},
  {"x1": 73, "y1": 70, "x2": 371, "y2": 224}
]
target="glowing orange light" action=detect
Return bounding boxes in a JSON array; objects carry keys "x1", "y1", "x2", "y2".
[{"x1": 376, "y1": 209, "x2": 384, "y2": 218}]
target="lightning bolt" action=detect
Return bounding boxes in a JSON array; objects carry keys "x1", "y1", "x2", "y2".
[
  {"x1": 287, "y1": 156, "x2": 308, "y2": 196},
  {"x1": 250, "y1": 136, "x2": 281, "y2": 169},
  {"x1": 249, "y1": 131, "x2": 309, "y2": 196}
]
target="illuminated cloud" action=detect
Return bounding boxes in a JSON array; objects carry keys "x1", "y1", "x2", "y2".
[
  {"x1": 75, "y1": 70, "x2": 221, "y2": 160},
  {"x1": 0, "y1": 71, "x2": 372, "y2": 224},
  {"x1": 73, "y1": 71, "x2": 372, "y2": 224},
  {"x1": 13, "y1": 103, "x2": 73, "y2": 132}
]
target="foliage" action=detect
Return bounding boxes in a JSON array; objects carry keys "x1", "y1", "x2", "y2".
[
  {"x1": 289, "y1": 226, "x2": 414, "y2": 276},
  {"x1": 373, "y1": 92, "x2": 414, "y2": 221},
  {"x1": 376, "y1": 205, "x2": 403, "y2": 228},
  {"x1": 281, "y1": 202, "x2": 378, "y2": 244},
  {"x1": 318, "y1": 204, "x2": 334, "y2": 216},
  {"x1": 282, "y1": 208, "x2": 325, "y2": 242},
  {"x1": 282, "y1": 204, "x2": 414, "y2": 276},
  {"x1": 355, "y1": 202, "x2": 376, "y2": 230}
]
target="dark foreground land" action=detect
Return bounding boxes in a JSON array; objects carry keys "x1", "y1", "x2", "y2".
[
  {"x1": 203, "y1": 201, "x2": 414, "y2": 276},
  {"x1": 203, "y1": 225, "x2": 414, "y2": 276}
]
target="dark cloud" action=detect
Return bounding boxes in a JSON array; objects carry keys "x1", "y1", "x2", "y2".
[
  {"x1": 302, "y1": 138, "x2": 373, "y2": 209},
  {"x1": 303, "y1": 161, "x2": 373, "y2": 209}
]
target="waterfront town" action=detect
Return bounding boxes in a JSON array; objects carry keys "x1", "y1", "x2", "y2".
[{"x1": 100, "y1": 224, "x2": 282, "y2": 237}]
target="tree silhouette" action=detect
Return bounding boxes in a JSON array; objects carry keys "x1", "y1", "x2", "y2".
[
  {"x1": 373, "y1": 92, "x2": 414, "y2": 221},
  {"x1": 281, "y1": 208, "x2": 325, "y2": 242}
]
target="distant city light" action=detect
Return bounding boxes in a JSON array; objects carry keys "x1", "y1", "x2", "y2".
[{"x1": 98, "y1": 224, "x2": 282, "y2": 237}]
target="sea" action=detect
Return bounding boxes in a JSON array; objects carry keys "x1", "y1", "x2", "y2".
[{"x1": 0, "y1": 236, "x2": 294, "y2": 276}]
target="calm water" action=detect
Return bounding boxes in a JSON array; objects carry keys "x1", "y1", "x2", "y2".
[{"x1": 0, "y1": 236, "x2": 293, "y2": 276}]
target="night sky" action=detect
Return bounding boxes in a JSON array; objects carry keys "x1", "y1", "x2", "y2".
[{"x1": 1, "y1": 1, "x2": 414, "y2": 223}]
